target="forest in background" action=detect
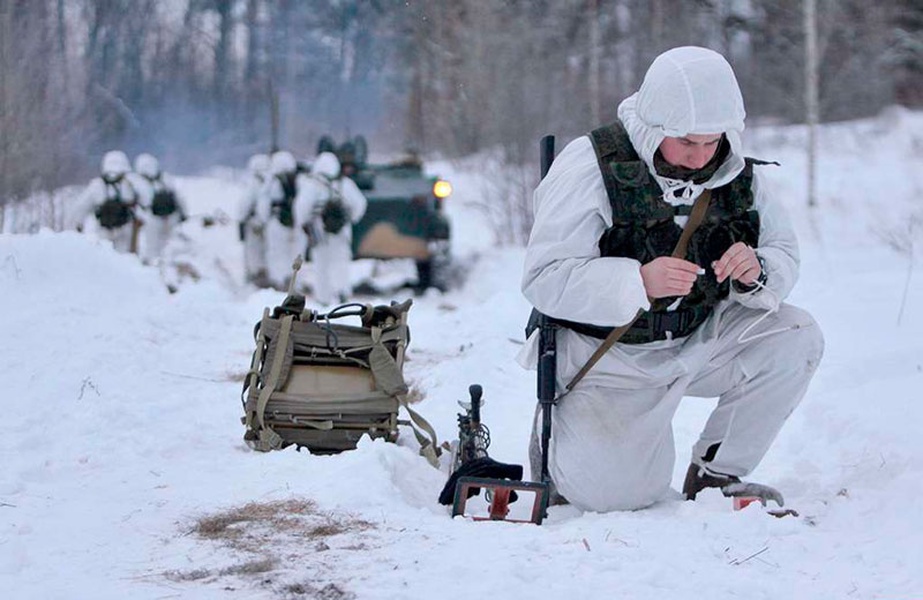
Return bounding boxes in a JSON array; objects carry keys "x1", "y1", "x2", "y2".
[{"x1": 1, "y1": 0, "x2": 920, "y2": 207}]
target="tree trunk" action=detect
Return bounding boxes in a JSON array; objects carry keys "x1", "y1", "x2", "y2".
[
  {"x1": 588, "y1": 0, "x2": 601, "y2": 125},
  {"x1": 805, "y1": 0, "x2": 819, "y2": 208},
  {"x1": 214, "y1": 0, "x2": 234, "y2": 109}
]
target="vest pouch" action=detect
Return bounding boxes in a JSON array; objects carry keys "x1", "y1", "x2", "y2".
[
  {"x1": 609, "y1": 161, "x2": 648, "y2": 187},
  {"x1": 271, "y1": 173, "x2": 297, "y2": 228},
  {"x1": 96, "y1": 198, "x2": 133, "y2": 229},
  {"x1": 271, "y1": 199, "x2": 294, "y2": 228},
  {"x1": 321, "y1": 198, "x2": 349, "y2": 234},
  {"x1": 151, "y1": 188, "x2": 178, "y2": 217}
]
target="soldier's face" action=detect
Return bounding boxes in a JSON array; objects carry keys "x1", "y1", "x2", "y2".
[{"x1": 659, "y1": 133, "x2": 723, "y2": 170}]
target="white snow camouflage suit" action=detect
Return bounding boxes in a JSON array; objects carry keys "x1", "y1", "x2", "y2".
[{"x1": 519, "y1": 46, "x2": 825, "y2": 512}]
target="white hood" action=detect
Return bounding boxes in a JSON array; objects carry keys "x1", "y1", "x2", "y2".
[
  {"x1": 617, "y1": 46, "x2": 746, "y2": 192},
  {"x1": 134, "y1": 153, "x2": 160, "y2": 179},
  {"x1": 312, "y1": 152, "x2": 341, "y2": 180},
  {"x1": 247, "y1": 153, "x2": 270, "y2": 176},
  {"x1": 270, "y1": 151, "x2": 297, "y2": 176},
  {"x1": 101, "y1": 150, "x2": 131, "y2": 179}
]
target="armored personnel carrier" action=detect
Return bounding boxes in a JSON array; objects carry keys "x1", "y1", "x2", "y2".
[{"x1": 320, "y1": 136, "x2": 454, "y2": 292}]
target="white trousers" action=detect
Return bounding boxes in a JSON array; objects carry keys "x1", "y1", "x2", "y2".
[
  {"x1": 311, "y1": 232, "x2": 353, "y2": 306},
  {"x1": 264, "y1": 219, "x2": 298, "y2": 290},
  {"x1": 98, "y1": 222, "x2": 135, "y2": 254},
  {"x1": 534, "y1": 301, "x2": 824, "y2": 512},
  {"x1": 141, "y1": 215, "x2": 180, "y2": 263},
  {"x1": 242, "y1": 222, "x2": 267, "y2": 281}
]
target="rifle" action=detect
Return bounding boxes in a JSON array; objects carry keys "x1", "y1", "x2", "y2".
[
  {"x1": 536, "y1": 135, "x2": 557, "y2": 488},
  {"x1": 129, "y1": 213, "x2": 143, "y2": 255},
  {"x1": 523, "y1": 136, "x2": 559, "y2": 490}
]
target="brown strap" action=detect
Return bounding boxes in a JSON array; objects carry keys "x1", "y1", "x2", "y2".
[
  {"x1": 564, "y1": 189, "x2": 712, "y2": 392},
  {"x1": 671, "y1": 190, "x2": 711, "y2": 259}
]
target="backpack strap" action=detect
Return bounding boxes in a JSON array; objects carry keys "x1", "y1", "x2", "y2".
[
  {"x1": 249, "y1": 313, "x2": 295, "y2": 451},
  {"x1": 368, "y1": 324, "x2": 440, "y2": 467},
  {"x1": 104, "y1": 180, "x2": 121, "y2": 201},
  {"x1": 310, "y1": 174, "x2": 346, "y2": 205},
  {"x1": 241, "y1": 308, "x2": 269, "y2": 404},
  {"x1": 122, "y1": 176, "x2": 139, "y2": 205},
  {"x1": 399, "y1": 398, "x2": 441, "y2": 468},
  {"x1": 278, "y1": 172, "x2": 297, "y2": 201}
]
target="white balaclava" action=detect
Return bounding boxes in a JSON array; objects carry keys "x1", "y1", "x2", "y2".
[
  {"x1": 617, "y1": 46, "x2": 746, "y2": 195},
  {"x1": 312, "y1": 152, "x2": 341, "y2": 180}
]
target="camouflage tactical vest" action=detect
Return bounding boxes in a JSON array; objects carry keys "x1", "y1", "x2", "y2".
[
  {"x1": 95, "y1": 179, "x2": 134, "y2": 230},
  {"x1": 317, "y1": 178, "x2": 349, "y2": 234},
  {"x1": 149, "y1": 178, "x2": 179, "y2": 217},
  {"x1": 559, "y1": 121, "x2": 768, "y2": 344},
  {"x1": 271, "y1": 172, "x2": 297, "y2": 228}
]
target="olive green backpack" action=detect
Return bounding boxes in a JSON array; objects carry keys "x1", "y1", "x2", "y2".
[{"x1": 241, "y1": 295, "x2": 440, "y2": 466}]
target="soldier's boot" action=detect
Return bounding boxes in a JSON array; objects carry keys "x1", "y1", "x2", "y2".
[{"x1": 682, "y1": 463, "x2": 784, "y2": 507}]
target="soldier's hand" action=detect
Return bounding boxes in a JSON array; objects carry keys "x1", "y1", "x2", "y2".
[
  {"x1": 640, "y1": 257, "x2": 702, "y2": 299},
  {"x1": 712, "y1": 242, "x2": 760, "y2": 285}
]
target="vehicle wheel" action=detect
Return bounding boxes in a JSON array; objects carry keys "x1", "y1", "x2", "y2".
[
  {"x1": 414, "y1": 259, "x2": 433, "y2": 293},
  {"x1": 353, "y1": 135, "x2": 368, "y2": 166}
]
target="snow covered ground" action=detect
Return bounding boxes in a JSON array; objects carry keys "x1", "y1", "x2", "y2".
[{"x1": 2, "y1": 108, "x2": 922, "y2": 600}]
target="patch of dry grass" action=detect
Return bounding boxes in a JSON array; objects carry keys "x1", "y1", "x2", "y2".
[
  {"x1": 282, "y1": 581, "x2": 355, "y2": 599},
  {"x1": 219, "y1": 558, "x2": 277, "y2": 576},
  {"x1": 192, "y1": 498, "x2": 318, "y2": 545},
  {"x1": 165, "y1": 567, "x2": 212, "y2": 582},
  {"x1": 170, "y1": 497, "x2": 374, "y2": 597},
  {"x1": 190, "y1": 498, "x2": 373, "y2": 552}
]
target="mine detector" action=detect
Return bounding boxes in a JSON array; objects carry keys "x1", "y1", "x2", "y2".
[{"x1": 437, "y1": 136, "x2": 558, "y2": 525}]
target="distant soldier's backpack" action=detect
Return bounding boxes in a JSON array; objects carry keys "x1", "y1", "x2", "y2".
[
  {"x1": 320, "y1": 197, "x2": 349, "y2": 234},
  {"x1": 151, "y1": 187, "x2": 179, "y2": 217},
  {"x1": 241, "y1": 295, "x2": 439, "y2": 465},
  {"x1": 270, "y1": 172, "x2": 297, "y2": 227},
  {"x1": 95, "y1": 181, "x2": 134, "y2": 229}
]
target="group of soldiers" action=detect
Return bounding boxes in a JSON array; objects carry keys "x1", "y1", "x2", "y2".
[
  {"x1": 73, "y1": 145, "x2": 368, "y2": 305},
  {"x1": 237, "y1": 148, "x2": 367, "y2": 304},
  {"x1": 71, "y1": 150, "x2": 187, "y2": 264}
]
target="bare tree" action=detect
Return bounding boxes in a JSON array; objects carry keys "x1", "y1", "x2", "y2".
[
  {"x1": 1, "y1": 1, "x2": 55, "y2": 202},
  {"x1": 887, "y1": 0, "x2": 923, "y2": 106},
  {"x1": 588, "y1": 0, "x2": 602, "y2": 124},
  {"x1": 805, "y1": 0, "x2": 819, "y2": 208},
  {"x1": 1, "y1": 0, "x2": 920, "y2": 223}
]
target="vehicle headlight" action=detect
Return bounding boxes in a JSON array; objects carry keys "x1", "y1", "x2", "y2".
[{"x1": 433, "y1": 179, "x2": 453, "y2": 199}]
